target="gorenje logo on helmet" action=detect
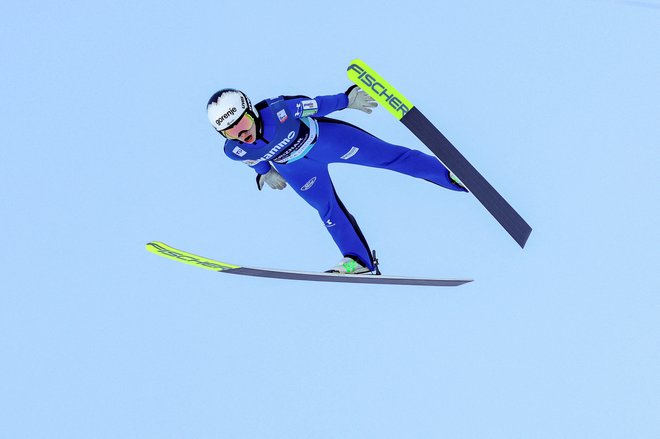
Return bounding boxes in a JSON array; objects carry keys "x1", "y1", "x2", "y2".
[{"x1": 216, "y1": 107, "x2": 238, "y2": 126}]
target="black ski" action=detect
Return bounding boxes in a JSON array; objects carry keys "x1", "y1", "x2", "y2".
[
  {"x1": 146, "y1": 242, "x2": 472, "y2": 287},
  {"x1": 347, "y1": 59, "x2": 532, "y2": 248}
]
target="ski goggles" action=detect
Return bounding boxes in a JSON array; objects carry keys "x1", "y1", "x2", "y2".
[{"x1": 220, "y1": 113, "x2": 254, "y2": 140}]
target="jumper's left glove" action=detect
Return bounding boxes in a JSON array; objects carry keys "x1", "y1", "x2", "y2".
[
  {"x1": 256, "y1": 166, "x2": 287, "y2": 191},
  {"x1": 345, "y1": 85, "x2": 377, "y2": 114}
]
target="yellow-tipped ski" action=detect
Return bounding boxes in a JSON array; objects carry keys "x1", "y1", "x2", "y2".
[
  {"x1": 146, "y1": 241, "x2": 472, "y2": 286},
  {"x1": 146, "y1": 242, "x2": 239, "y2": 271},
  {"x1": 346, "y1": 59, "x2": 414, "y2": 120}
]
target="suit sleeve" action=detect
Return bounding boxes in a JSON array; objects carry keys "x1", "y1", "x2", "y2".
[
  {"x1": 283, "y1": 93, "x2": 349, "y2": 119},
  {"x1": 248, "y1": 160, "x2": 271, "y2": 175}
]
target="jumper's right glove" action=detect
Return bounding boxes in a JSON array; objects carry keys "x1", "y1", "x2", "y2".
[
  {"x1": 345, "y1": 85, "x2": 378, "y2": 114},
  {"x1": 256, "y1": 166, "x2": 287, "y2": 190}
]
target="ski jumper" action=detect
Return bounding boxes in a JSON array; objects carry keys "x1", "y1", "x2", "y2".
[{"x1": 222, "y1": 92, "x2": 466, "y2": 270}]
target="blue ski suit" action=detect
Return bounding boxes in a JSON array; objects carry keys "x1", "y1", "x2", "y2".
[{"x1": 222, "y1": 91, "x2": 466, "y2": 270}]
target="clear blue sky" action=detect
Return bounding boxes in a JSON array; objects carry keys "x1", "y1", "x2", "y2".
[{"x1": 2, "y1": 0, "x2": 659, "y2": 437}]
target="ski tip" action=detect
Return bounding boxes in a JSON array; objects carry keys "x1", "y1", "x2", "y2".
[
  {"x1": 146, "y1": 241, "x2": 240, "y2": 271},
  {"x1": 346, "y1": 58, "x2": 414, "y2": 121}
]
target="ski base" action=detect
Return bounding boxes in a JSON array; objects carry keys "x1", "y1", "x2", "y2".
[
  {"x1": 146, "y1": 242, "x2": 472, "y2": 287},
  {"x1": 401, "y1": 107, "x2": 532, "y2": 247}
]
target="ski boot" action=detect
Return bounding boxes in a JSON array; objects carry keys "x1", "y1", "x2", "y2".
[
  {"x1": 449, "y1": 171, "x2": 468, "y2": 191},
  {"x1": 325, "y1": 251, "x2": 381, "y2": 275}
]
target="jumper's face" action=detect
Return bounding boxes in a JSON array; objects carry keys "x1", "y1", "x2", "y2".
[{"x1": 222, "y1": 113, "x2": 256, "y2": 144}]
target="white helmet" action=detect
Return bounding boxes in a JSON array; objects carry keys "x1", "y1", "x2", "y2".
[{"x1": 207, "y1": 88, "x2": 258, "y2": 132}]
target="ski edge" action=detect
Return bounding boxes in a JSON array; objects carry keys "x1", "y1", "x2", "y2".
[{"x1": 225, "y1": 267, "x2": 472, "y2": 287}]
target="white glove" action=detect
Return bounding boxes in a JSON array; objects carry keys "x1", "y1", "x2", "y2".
[
  {"x1": 257, "y1": 166, "x2": 287, "y2": 190},
  {"x1": 345, "y1": 85, "x2": 378, "y2": 114}
]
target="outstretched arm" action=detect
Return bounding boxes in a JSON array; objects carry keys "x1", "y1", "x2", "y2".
[{"x1": 283, "y1": 87, "x2": 377, "y2": 118}]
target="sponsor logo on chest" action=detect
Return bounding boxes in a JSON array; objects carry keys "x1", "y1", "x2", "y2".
[{"x1": 261, "y1": 130, "x2": 297, "y2": 161}]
